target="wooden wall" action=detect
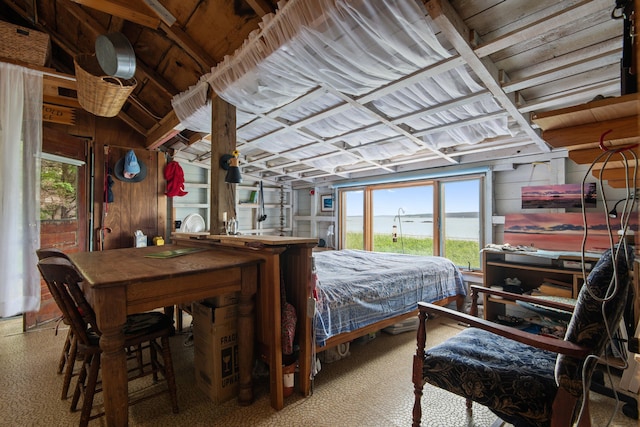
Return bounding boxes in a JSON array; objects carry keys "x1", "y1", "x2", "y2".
[{"x1": 44, "y1": 109, "x2": 167, "y2": 251}]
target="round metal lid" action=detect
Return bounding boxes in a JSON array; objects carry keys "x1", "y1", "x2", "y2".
[{"x1": 95, "y1": 33, "x2": 136, "y2": 79}]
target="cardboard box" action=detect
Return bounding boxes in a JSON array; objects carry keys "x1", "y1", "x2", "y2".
[
  {"x1": 192, "y1": 302, "x2": 239, "y2": 404},
  {"x1": 202, "y1": 292, "x2": 239, "y2": 308}
]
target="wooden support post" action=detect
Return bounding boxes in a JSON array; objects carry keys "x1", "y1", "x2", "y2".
[{"x1": 210, "y1": 95, "x2": 237, "y2": 233}]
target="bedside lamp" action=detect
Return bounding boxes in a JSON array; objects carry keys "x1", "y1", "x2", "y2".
[
  {"x1": 220, "y1": 150, "x2": 242, "y2": 184},
  {"x1": 608, "y1": 196, "x2": 635, "y2": 218},
  {"x1": 608, "y1": 198, "x2": 625, "y2": 218}
]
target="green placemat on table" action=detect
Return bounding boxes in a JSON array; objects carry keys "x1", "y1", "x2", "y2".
[{"x1": 144, "y1": 247, "x2": 207, "y2": 259}]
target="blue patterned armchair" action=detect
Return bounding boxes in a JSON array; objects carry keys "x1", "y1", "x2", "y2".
[{"x1": 412, "y1": 247, "x2": 634, "y2": 427}]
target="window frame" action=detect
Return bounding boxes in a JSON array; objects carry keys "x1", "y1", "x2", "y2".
[{"x1": 337, "y1": 173, "x2": 487, "y2": 268}]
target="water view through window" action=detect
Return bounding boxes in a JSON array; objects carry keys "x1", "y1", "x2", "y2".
[{"x1": 341, "y1": 177, "x2": 482, "y2": 269}]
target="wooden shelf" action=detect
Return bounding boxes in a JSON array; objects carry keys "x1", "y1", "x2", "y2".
[
  {"x1": 532, "y1": 94, "x2": 640, "y2": 188},
  {"x1": 485, "y1": 260, "x2": 574, "y2": 276},
  {"x1": 532, "y1": 93, "x2": 638, "y2": 132},
  {"x1": 482, "y1": 250, "x2": 591, "y2": 321},
  {"x1": 532, "y1": 94, "x2": 638, "y2": 148},
  {"x1": 235, "y1": 185, "x2": 292, "y2": 236}
]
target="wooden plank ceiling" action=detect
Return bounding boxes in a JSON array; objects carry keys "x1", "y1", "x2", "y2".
[{"x1": 0, "y1": 0, "x2": 634, "y2": 188}]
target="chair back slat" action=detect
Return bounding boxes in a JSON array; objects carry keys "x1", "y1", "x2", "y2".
[
  {"x1": 36, "y1": 248, "x2": 71, "y2": 261},
  {"x1": 37, "y1": 258, "x2": 100, "y2": 345}
]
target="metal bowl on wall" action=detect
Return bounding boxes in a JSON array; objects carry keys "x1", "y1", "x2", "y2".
[{"x1": 95, "y1": 33, "x2": 136, "y2": 79}]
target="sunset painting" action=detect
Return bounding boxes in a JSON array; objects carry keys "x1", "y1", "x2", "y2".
[
  {"x1": 504, "y1": 212, "x2": 638, "y2": 252},
  {"x1": 521, "y1": 183, "x2": 596, "y2": 209}
]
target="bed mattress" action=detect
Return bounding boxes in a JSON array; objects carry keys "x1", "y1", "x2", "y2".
[{"x1": 313, "y1": 249, "x2": 466, "y2": 347}]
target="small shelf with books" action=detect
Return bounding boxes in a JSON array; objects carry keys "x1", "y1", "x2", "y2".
[{"x1": 482, "y1": 250, "x2": 598, "y2": 321}]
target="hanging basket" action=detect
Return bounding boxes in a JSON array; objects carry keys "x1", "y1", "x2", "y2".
[{"x1": 74, "y1": 53, "x2": 137, "y2": 117}]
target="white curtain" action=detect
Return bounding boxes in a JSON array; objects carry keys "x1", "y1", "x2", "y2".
[
  {"x1": 171, "y1": 0, "x2": 511, "y2": 170},
  {"x1": 171, "y1": 77, "x2": 212, "y2": 133},
  {"x1": 0, "y1": 62, "x2": 43, "y2": 317}
]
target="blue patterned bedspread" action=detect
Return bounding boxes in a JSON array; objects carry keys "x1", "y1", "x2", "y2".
[{"x1": 313, "y1": 249, "x2": 466, "y2": 347}]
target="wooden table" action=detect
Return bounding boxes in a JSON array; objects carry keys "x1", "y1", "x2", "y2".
[{"x1": 68, "y1": 245, "x2": 261, "y2": 427}]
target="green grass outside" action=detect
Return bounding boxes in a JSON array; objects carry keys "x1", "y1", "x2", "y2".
[{"x1": 345, "y1": 232, "x2": 481, "y2": 269}]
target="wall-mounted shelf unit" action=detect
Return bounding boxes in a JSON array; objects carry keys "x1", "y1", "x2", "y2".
[
  {"x1": 235, "y1": 184, "x2": 292, "y2": 235},
  {"x1": 170, "y1": 162, "x2": 211, "y2": 234}
]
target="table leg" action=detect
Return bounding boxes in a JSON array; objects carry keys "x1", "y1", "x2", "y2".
[
  {"x1": 269, "y1": 274, "x2": 284, "y2": 409},
  {"x1": 93, "y1": 287, "x2": 129, "y2": 426},
  {"x1": 238, "y1": 264, "x2": 258, "y2": 405},
  {"x1": 262, "y1": 252, "x2": 284, "y2": 410}
]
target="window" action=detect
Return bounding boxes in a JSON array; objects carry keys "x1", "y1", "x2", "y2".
[
  {"x1": 40, "y1": 158, "x2": 78, "y2": 220},
  {"x1": 371, "y1": 184, "x2": 434, "y2": 255},
  {"x1": 441, "y1": 179, "x2": 482, "y2": 269},
  {"x1": 339, "y1": 176, "x2": 484, "y2": 268},
  {"x1": 343, "y1": 190, "x2": 364, "y2": 250}
]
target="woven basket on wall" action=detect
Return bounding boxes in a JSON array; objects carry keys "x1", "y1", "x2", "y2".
[
  {"x1": 74, "y1": 54, "x2": 137, "y2": 117},
  {"x1": 0, "y1": 20, "x2": 50, "y2": 66}
]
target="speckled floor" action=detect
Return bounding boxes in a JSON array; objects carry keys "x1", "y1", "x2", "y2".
[{"x1": 0, "y1": 315, "x2": 636, "y2": 426}]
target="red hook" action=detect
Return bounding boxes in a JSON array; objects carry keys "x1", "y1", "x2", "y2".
[{"x1": 599, "y1": 129, "x2": 638, "y2": 153}]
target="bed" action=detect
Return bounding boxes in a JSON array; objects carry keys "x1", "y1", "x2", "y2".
[{"x1": 312, "y1": 249, "x2": 467, "y2": 350}]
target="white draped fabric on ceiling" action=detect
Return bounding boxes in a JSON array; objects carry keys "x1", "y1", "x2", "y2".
[
  {"x1": 0, "y1": 62, "x2": 43, "y2": 317},
  {"x1": 172, "y1": 0, "x2": 511, "y2": 172}
]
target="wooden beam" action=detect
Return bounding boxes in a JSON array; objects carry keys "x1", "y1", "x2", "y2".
[
  {"x1": 188, "y1": 132, "x2": 207, "y2": 145},
  {"x1": 423, "y1": 0, "x2": 549, "y2": 152},
  {"x1": 532, "y1": 93, "x2": 638, "y2": 131},
  {"x1": 43, "y1": 93, "x2": 80, "y2": 108},
  {"x1": 542, "y1": 116, "x2": 638, "y2": 147},
  {"x1": 569, "y1": 145, "x2": 640, "y2": 164},
  {"x1": 159, "y1": 22, "x2": 215, "y2": 71},
  {"x1": 593, "y1": 167, "x2": 640, "y2": 181},
  {"x1": 117, "y1": 111, "x2": 147, "y2": 135},
  {"x1": 106, "y1": 14, "x2": 126, "y2": 33},
  {"x1": 592, "y1": 158, "x2": 640, "y2": 171},
  {"x1": 134, "y1": 60, "x2": 177, "y2": 98},
  {"x1": 142, "y1": 0, "x2": 176, "y2": 26},
  {"x1": 503, "y1": 50, "x2": 621, "y2": 94},
  {"x1": 604, "y1": 178, "x2": 640, "y2": 188},
  {"x1": 474, "y1": 0, "x2": 611, "y2": 58},
  {"x1": 69, "y1": 0, "x2": 160, "y2": 28},
  {"x1": 146, "y1": 109, "x2": 180, "y2": 149},
  {"x1": 245, "y1": 0, "x2": 275, "y2": 17},
  {"x1": 1, "y1": 57, "x2": 81, "y2": 108}
]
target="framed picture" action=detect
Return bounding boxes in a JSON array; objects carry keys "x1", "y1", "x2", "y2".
[
  {"x1": 521, "y1": 183, "x2": 596, "y2": 209},
  {"x1": 320, "y1": 194, "x2": 334, "y2": 212}
]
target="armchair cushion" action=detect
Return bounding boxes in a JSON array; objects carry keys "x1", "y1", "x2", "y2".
[{"x1": 423, "y1": 327, "x2": 558, "y2": 427}]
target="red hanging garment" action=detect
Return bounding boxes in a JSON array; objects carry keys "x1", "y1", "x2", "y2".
[{"x1": 164, "y1": 161, "x2": 188, "y2": 197}]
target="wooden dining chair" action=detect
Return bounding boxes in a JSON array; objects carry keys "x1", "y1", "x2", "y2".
[
  {"x1": 36, "y1": 247, "x2": 78, "y2": 399},
  {"x1": 37, "y1": 257, "x2": 179, "y2": 426},
  {"x1": 412, "y1": 246, "x2": 634, "y2": 427}
]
